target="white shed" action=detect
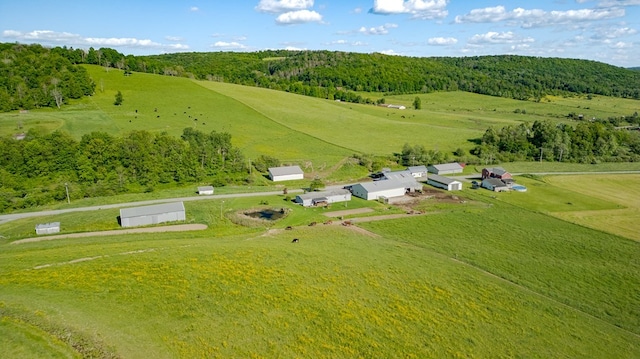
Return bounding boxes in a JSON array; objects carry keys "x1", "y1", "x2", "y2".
[
  {"x1": 350, "y1": 179, "x2": 420, "y2": 200},
  {"x1": 198, "y1": 186, "x2": 214, "y2": 195},
  {"x1": 35, "y1": 222, "x2": 60, "y2": 235},
  {"x1": 427, "y1": 163, "x2": 464, "y2": 175},
  {"x1": 427, "y1": 174, "x2": 462, "y2": 191},
  {"x1": 406, "y1": 165, "x2": 428, "y2": 178},
  {"x1": 295, "y1": 189, "x2": 352, "y2": 207},
  {"x1": 268, "y1": 166, "x2": 304, "y2": 182},
  {"x1": 120, "y1": 202, "x2": 186, "y2": 228}
]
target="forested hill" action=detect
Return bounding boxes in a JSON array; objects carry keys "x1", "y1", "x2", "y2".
[
  {"x1": 139, "y1": 51, "x2": 640, "y2": 101},
  {"x1": 1, "y1": 42, "x2": 639, "y2": 112}
]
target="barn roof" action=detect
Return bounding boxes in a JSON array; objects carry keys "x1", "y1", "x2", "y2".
[
  {"x1": 428, "y1": 174, "x2": 460, "y2": 185},
  {"x1": 430, "y1": 163, "x2": 464, "y2": 171},
  {"x1": 485, "y1": 167, "x2": 509, "y2": 176},
  {"x1": 382, "y1": 170, "x2": 415, "y2": 181},
  {"x1": 198, "y1": 186, "x2": 214, "y2": 191},
  {"x1": 296, "y1": 189, "x2": 350, "y2": 201},
  {"x1": 482, "y1": 178, "x2": 507, "y2": 187},
  {"x1": 268, "y1": 165, "x2": 304, "y2": 176},
  {"x1": 407, "y1": 165, "x2": 428, "y2": 173},
  {"x1": 357, "y1": 178, "x2": 418, "y2": 193},
  {"x1": 35, "y1": 222, "x2": 60, "y2": 230},
  {"x1": 120, "y1": 202, "x2": 185, "y2": 219}
]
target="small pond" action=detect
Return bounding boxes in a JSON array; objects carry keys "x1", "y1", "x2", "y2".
[{"x1": 244, "y1": 208, "x2": 287, "y2": 220}]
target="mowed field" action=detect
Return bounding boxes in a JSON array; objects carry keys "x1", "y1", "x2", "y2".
[
  {"x1": 0, "y1": 176, "x2": 639, "y2": 358},
  {"x1": 1, "y1": 65, "x2": 638, "y2": 170}
]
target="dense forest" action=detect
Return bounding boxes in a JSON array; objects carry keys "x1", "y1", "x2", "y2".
[
  {"x1": 0, "y1": 128, "x2": 247, "y2": 211},
  {"x1": 1, "y1": 42, "x2": 639, "y2": 113}
]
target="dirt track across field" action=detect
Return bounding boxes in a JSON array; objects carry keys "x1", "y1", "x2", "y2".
[{"x1": 11, "y1": 224, "x2": 208, "y2": 245}]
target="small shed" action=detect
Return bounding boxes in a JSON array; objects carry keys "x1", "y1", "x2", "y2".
[
  {"x1": 427, "y1": 175, "x2": 462, "y2": 191},
  {"x1": 482, "y1": 167, "x2": 512, "y2": 180},
  {"x1": 120, "y1": 202, "x2": 186, "y2": 228},
  {"x1": 406, "y1": 165, "x2": 428, "y2": 178},
  {"x1": 268, "y1": 166, "x2": 304, "y2": 182},
  {"x1": 198, "y1": 186, "x2": 214, "y2": 195},
  {"x1": 427, "y1": 163, "x2": 464, "y2": 175},
  {"x1": 350, "y1": 179, "x2": 421, "y2": 200},
  {"x1": 35, "y1": 222, "x2": 60, "y2": 235},
  {"x1": 481, "y1": 178, "x2": 509, "y2": 192},
  {"x1": 295, "y1": 189, "x2": 352, "y2": 207}
]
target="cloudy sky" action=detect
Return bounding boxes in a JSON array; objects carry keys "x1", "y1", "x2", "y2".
[{"x1": 1, "y1": 0, "x2": 639, "y2": 67}]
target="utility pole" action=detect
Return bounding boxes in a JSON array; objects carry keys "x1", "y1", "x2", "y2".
[{"x1": 64, "y1": 183, "x2": 70, "y2": 204}]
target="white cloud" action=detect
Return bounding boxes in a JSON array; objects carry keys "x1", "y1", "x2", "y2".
[
  {"x1": 591, "y1": 26, "x2": 638, "y2": 39},
  {"x1": 2, "y1": 30, "x2": 190, "y2": 51},
  {"x1": 256, "y1": 0, "x2": 314, "y2": 13},
  {"x1": 377, "y1": 49, "x2": 402, "y2": 55},
  {"x1": 275, "y1": 10, "x2": 322, "y2": 24},
  {"x1": 165, "y1": 36, "x2": 183, "y2": 42},
  {"x1": 596, "y1": 0, "x2": 640, "y2": 7},
  {"x1": 371, "y1": 0, "x2": 449, "y2": 19},
  {"x1": 468, "y1": 31, "x2": 534, "y2": 44},
  {"x1": 284, "y1": 45, "x2": 307, "y2": 51},
  {"x1": 455, "y1": 5, "x2": 625, "y2": 28},
  {"x1": 213, "y1": 41, "x2": 247, "y2": 50},
  {"x1": 353, "y1": 7, "x2": 363, "y2": 14},
  {"x1": 328, "y1": 39, "x2": 367, "y2": 46},
  {"x1": 358, "y1": 23, "x2": 398, "y2": 35},
  {"x1": 427, "y1": 36, "x2": 457, "y2": 45},
  {"x1": 190, "y1": 6, "x2": 199, "y2": 12}
]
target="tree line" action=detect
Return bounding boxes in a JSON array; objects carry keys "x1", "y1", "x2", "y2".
[
  {"x1": 0, "y1": 128, "x2": 248, "y2": 212},
  {"x1": 2, "y1": 42, "x2": 640, "y2": 113}
]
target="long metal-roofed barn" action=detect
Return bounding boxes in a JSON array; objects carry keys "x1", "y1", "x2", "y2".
[
  {"x1": 268, "y1": 165, "x2": 304, "y2": 182},
  {"x1": 119, "y1": 202, "x2": 186, "y2": 228},
  {"x1": 35, "y1": 222, "x2": 60, "y2": 235},
  {"x1": 295, "y1": 189, "x2": 351, "y2": 207}
]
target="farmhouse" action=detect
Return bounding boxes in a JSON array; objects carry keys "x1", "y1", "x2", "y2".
[
  {"x1": 120, "y1": 202, "x2": 186, "y2": 228},
  {"x1": 427, "y1": 174, "x2": 462, "y2": 191},
  {"x1": 481, "y1": 178, "x2": 509, "y2": 192},
  {"x1": 197, "y1": 186, "x2": 214, "y2": 195},
  {"x1": 406, "y1": 165, "x2": 428, "y2": 178},
  {"x1": 268, "y1": 165, "x2": 304, "y2": 182},
  {"x1": 295, "y1": 189, "x2": 351, "y2": 207},
  {"x1": 482, "y1": 167, "x2": 512, "y2": 180},
  {"x1": 427, "y1": 163, "x2": 464, "y2": 175},
  {"x1": 350, "y1": 179, "x2": 421, "y2": 200},
  {"x1": 35, "y1": 222, "x2": 60, "y2": 235}
]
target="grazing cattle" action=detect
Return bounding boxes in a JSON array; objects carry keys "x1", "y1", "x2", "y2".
[
  {"x1": 156, "y1": 115, "x2": 160, "y2": 118},
  {"x1": 285, "y1": 226, "x2": 293, "y2": 230},
  {"x1": 342, "y1": 220, "x2": 352, "y2": 226},
  {"x1": 324, "y1": 220, "x2": 333, "y2": 225},
  {"x1": 135, "y1": 109, "x2": 138, "y2": 113},
  {"x1": 308, "y1": 222, "x2": 317, "y2": 226},
  {"x1": 291, "y1": 238, "x2": 299, "y2": 243}
]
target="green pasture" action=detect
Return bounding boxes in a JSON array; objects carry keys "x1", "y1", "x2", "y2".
[{"x1": 1, "y1": 222, "x2": 638, "y2": 358}]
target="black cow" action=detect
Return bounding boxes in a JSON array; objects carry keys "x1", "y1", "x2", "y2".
[{"x1": 291, "y1": 238, "x2": 299, "y2": 243}]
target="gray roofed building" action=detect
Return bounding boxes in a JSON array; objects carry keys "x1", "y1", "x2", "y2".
[
  {"x1": 427, "y1": 163, "x2": 464, "y2": 175},
  {"x1": 35, "y1": 222, "x2": 60, "y2": 235},
  {"x1": 481, "y1": 178, "x2": 509, "y2": 192},
  {"x1": 198, "y1": 186, "x2": 214, "y2": 195},
  {"x1": 295, "y1": 189, "x2": 351, "y2": 207},
  {"x1": 382, "y1": 170, "x2": 415, "y2": 181},
  {"x1": 351, "y1": 178, "x2": 422, "y2": 200},
  {"x1": 406, "y1": 165, "x2": 428, "y2": 178},
  {"x1": 427, "y1": 174, "x2": 462, "y2": 191},
  {"x1": 120, "y1": 202, "x2": 186, "y2": 228},
  {"x1": 268, "y1": 165, "x2": 304, "y2": 182}
]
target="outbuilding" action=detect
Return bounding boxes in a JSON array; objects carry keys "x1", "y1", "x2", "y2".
[
  {"x1": 481, "y1": 178, "x2": 509, "y2": 192},
  {"x1": 427, "y1": 163, "x2": 464, "y2": 175},
  {"x1": 35, "y1": 222, "x2": 60, "y2": 235},
  {"x1": 427, "y1": 175, "x2": 462, "y2": 191},
  {"x1": 120, "y1": 202, "x2": 186, "y2": 228},
  {"x1": 482, "y1": 167, "x2": 512, "y2": 180},
  {"x1": 295, "y1": 189, "x2": 352, "y2": 207},
  {"x1": 406, "y1": 165, "x2": 428, "y2": 178},
  {"x1": 198, "y1": 186, "x2": 214, "y2": 195},
  {"x1": 268, "y1": 166, "x2": 304, "y2": 182},
  {"x1": 350, "y1": 179, "x2": 421, "y2": 200}
]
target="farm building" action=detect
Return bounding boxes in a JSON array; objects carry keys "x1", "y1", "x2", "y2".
[
  {"x1": 387, "y1": 104, "x2": 406, "y2": 110},
  {"x1": 350, "y1": 179, "x2": 422, "y2": 201},
  {"x1": 481, "y1": 178, "x2": 509, "y2": 192},
  {"x1": 295, "y1": 189, "x2": 352, "y2": 207},
  {"x1": 35, "y1": 222, "x2": 60, "y2": 235},
  {"x1": 427, "y1": 175, "x2": 462, "y2": 191},
  {"x1": 406, "y1": 165, "x2": 428, "y2": 178},
  {"x1": 268, "y1": 166, "x2": 304, "y2": 182},
  {"x1": 120, "y1": 202, "x2": 186, "y2": 228},
  {"x1": 427, "y1": 163, "x2": 464, "y2": 175},
  {"x1": 197, "y1": 186, "x2": 214, "y2": 195},
  {"x1": 482, "y1": 167, "x2": 512, "y2": 180},
  {"x1": 382, "y1": 170, "x2": 416, "y2": 181}
]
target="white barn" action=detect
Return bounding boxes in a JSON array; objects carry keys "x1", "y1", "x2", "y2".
[
  {"x1": 268, "y1": 166, "x2": 304, "y2": 182},
  {"x1": 35, "y1": 222, "x2": 60, "y2": 235},
  {"x1": 427, "y1": 163, "x2": 464, "y2": 175},
  {"x1": 427, "y1": 174, "x2": 462, "y2": 191},
  {"x1": 295, "y1": 189, "x2": 352, "y2": 207},
  {"x1": 406, "y1": 165, "x2": 428, "y2": 178},
  {"x1": 120, "y1": 202, "x2": 186, "y2": 228},
  {"x1": 198, "y1": 186, "x2": 214, "y2": 195},
  {"x1": 350, "y1": 179, "x2": 421, "y2": 200}
]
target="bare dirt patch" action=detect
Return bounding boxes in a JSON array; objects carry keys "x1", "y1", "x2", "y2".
[{"x1": 12, "y1": 224, "x2": 208, "y2": 245}]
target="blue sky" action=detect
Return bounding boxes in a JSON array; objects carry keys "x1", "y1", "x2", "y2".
[{"x1": 1, "y1": 0, "x2": 639, "y2": 67}]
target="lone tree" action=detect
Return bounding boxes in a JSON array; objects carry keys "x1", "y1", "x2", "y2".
[
  {"x1": 114, "y1": 90, "x2": 123, "y2": 106},
  {"x1": 413, "y1": 96, "x2": 422, "y2": 110},
  {"x1": 309, "y1": 177, "x2": 325, "y2": 192}
]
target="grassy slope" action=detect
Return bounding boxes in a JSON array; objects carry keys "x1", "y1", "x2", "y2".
[{"x1": 0, "y1": 225, "x2": 638, "y2": 358}]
